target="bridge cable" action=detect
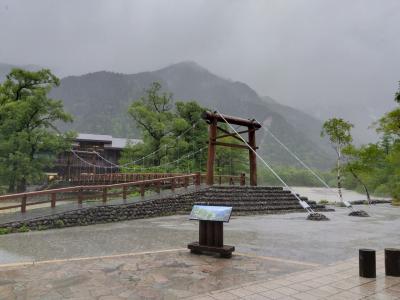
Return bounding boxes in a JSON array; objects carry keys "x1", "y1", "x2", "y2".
[
  {"x1": 260, "y1": 125, "x2": 353, "y2": 210},
  {"x1": 216, "y1": 111, "x2": 314, "y2": 214},
  {"x1": 69, "y1": 122, "x2": 199, "y2": 172}
]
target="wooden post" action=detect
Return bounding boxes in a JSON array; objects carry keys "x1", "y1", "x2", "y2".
[
  {"x1": 171, "y1": 178, "x2": 175, "y2": 192},
  {"x1": 102, "y1": 187, "x2": 107, "y2": 203},
  {"x1": 184, "y1": 177, "x2": 189, "y2": 189},
  {"x1": 206, "y1": 119, "x2": 217, "y2": 186},
  {"x1": 248, "y1": 127, "x2": 257, "y2": 186},
  {"x1": 78, "y1": 188, "x2": 83, "y2": 205},
  {"x1": 240, "y1": 173, "x2": 246, "y2": 186},
  {"x1": 385, "y1": 248, "x2": 400, "y2": 276},
  {"x1": 199, "y1": 221, "x2": 207, "y2": 245},
  {"x1": 195, "y1": 172, "x2": 201, "y2": 187},
  {"x1": 214, "y1": 222, "x2": 224, "y2": 247},
  {"x1": 200, "y1": 221, "x2": 224, "y2": 247},
  {"x1": 51, "y1": 193, "x2": 56, "y2": 208},
  {"x1": 206, "y1": 221, "x2": 215, "y2": 246},
  {"x1": 140, "y1": 184, "x2": 145, "y2": 197},
  {"x1": 122, "y1": 186, "x2": 127, "y2": 200},
  {"x1": 21, "y1": 195, "x2": 27, "y2": 213},
  {"x1": 359, "y1": 249, "x2": 376, "y2": 278},
  {"x1": 156, "y1": 180, "x2": 161, "y2": 194}
]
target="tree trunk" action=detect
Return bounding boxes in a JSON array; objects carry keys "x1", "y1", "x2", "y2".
[
  {"x1": 153, "y1": 138, "x2": 162, "y2": 167},
  {"x1": 7, "y1": 178, "x2": 15, "y2": 193},
  {"x1": 349, "y1": 167, "x2": 371, "y2": 204},
  {"x1": 337, "y1": 151, "x2": 343, "y2": 203},
  {"x1": 16, "y1": 178, "x2": 27, "y2": 193}
]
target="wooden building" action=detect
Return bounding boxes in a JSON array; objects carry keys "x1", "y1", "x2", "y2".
[{"x1": 54, "y1": 133, "x2": 141, "y2": 179}]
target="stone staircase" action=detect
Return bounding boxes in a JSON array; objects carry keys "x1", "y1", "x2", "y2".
[{"x1": 192, "y1": 186, "x2": 330, "y2": 215}]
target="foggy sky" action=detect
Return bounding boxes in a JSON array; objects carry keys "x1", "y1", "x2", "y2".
[{"x1": 0, "y1": 0, "x2": 399, "y2": 142}]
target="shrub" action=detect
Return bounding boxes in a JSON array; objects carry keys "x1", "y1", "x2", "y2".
[
  {"x1": 54, "y1": 220, "x2": 64, "y2": 228},
  {"x1": 392, "y1": 199, "x2": 400, "y2": 206},
  {"x1": 0, "y1": 227, "x2": 11, "y2": 235},
  {"x1": 17, "y1": 225, "x2": 30, "y2": 233}
]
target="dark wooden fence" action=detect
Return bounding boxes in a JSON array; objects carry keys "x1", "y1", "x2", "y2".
[{"x1": 0, "y1": 173, "x2": 246, "y2": 214}]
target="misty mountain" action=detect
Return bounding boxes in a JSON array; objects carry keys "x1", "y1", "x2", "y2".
[
  {"x1": 46, "y1": 61, "x2": 334, "y2": 169},
  {"x1": 0, "y1": 61, "x2": 334, "y2": 169}
]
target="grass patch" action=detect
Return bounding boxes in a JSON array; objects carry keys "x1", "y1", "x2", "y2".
[
  {"x1": 392, "y1": 199, "x2": 400, "y2": 206},
  {"x1": 0, "y1": 227, "x2": 11, "y2": 235}
]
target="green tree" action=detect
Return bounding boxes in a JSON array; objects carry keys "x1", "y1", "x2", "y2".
[
  {"x1": 376, "y1": 84, "x2": 400, "y2": 200},
  {"x1": 339, "y1": 85, "x2": 400, "y2": 202},
  {"x1": 122, "y1": 83, "x2": 248, "y2": 175},
  {"x1": 0, "y1": 69, "x2": 73, "y2": 192},
  {"x1": 321, "y1": 118, "x2": 354, "y2": 202},
  {"x1": 127, "y1": 82, "x2": 174, "y2": 165},
  {"x1": 342, "y1": 144, "x2": 380, "y2": 203}
]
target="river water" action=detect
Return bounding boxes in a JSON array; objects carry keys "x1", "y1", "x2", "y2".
[{"x1": 290, "y1": 186, "x2": 391, "y2": 203}]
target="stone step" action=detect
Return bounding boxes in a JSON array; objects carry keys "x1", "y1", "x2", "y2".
[
  {"x1": 193, "y1": 203, "x2": 303, "y2": 210},
  {"x1": 201, "y1": 191, "x2": 293, "y2": 197},
  {"x1": 195, "y1": 199, "x2": 299, "y2": 205},
  {"x1": 196, "y1": 195, "x2": 302, "y2": 201},
  {"x1": 207, "y1": 189, "x2": 289, "y2": 194},
  {"x1": 209, "y1": 186, "x2": 284, "y2": 191}
]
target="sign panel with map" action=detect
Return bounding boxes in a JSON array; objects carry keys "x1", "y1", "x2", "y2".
[{"x1": 189, "y1": 205, "x2": 233, "y2": 222}]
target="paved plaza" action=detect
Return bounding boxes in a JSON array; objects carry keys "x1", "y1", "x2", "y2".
[{"x1": 0, "y1": 204, "x2": 399, "y2": 299}]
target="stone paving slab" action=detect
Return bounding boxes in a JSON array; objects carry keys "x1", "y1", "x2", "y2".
[
  {"x1": 1, "y1": 249, "x2": 399, "y2": 300},
  {"x1": 0, "y1": 249, "x2": 314, "y2": 300},
  {"x1": 193, "y1": 252, "x2": 400, "y2": 300}
]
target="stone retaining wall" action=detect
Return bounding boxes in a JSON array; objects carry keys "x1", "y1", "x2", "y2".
[{"x1": 0, "y1": 186, "x2": 330, "y2": 233}]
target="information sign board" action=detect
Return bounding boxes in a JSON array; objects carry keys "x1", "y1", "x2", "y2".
[{"x1": 189, "y1": 205, "x2": 232, "y2": 222}]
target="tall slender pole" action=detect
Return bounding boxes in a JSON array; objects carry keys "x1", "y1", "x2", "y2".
[
  {"x1": 206, "y1": 118, "x2": 217, "y2": 185},
  {"x1": 248, "y1": 127, "x2": 257, "y2": 186}
]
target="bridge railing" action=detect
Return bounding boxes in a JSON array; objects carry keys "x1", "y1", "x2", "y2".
[
  {"x1": 200, "y1": 173, "x2": 246, "y2": 186},
  {"x1": 0, "y1": 173, "x2": 202, "y2": 214},
  {"x1": 61, "y1": 172, "x2": 188, "y2": 184},
  {"x1": 57, "y1": 172, "x2": 246, "y2": 186}
]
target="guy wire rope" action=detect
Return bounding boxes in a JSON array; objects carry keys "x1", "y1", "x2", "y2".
[
  {"x1": 215, "y1": 111, "x2": 314, "y2": 214},
  {"x1": 260, "y1": 124, "x2": 353, "y2": 210}
]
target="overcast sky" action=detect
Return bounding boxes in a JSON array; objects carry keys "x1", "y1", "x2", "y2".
[{"x1": 0, "y1": 0, "x2": 399, "y2": 141}]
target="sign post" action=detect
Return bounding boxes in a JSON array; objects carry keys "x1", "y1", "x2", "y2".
[{"x1": 188, "y1": 205, "x2": 235, "y2": 258}]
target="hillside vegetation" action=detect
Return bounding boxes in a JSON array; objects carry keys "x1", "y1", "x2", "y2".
[{"x1": 48, "y1": 62, "x2": 334, "y2": 170}]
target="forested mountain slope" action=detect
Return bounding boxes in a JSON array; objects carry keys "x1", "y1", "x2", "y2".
[{"x1": 4, "y1": 61, "x2": 333, "y2": 169}]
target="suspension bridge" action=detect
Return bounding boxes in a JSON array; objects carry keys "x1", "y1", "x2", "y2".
[{"x1": 0, "y1": 110, "x2": 354, "y2": 229}]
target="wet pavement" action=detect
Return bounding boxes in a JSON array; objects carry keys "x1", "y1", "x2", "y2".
[
  {"x1": 0, "y1": 204, "x2": 399, "y2": 299},
  {"x1": 0, "y1": 204, "x2": 398, "y2": 265}
]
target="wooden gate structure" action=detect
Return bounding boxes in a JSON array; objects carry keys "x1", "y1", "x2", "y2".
[{"x1": 202, "y1": 111, "x2": 261, "y2": 186}]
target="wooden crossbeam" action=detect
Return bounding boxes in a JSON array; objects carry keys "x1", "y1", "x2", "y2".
[
  {"x1": 216, "y1": 126, "x2": 245, "y2": 143},
  {"x1": 207, "y1": 141, "x2": 258, "y2": 150},
  {"x1": 216, "y1": 128, "x2": 251, "y2": 140}
]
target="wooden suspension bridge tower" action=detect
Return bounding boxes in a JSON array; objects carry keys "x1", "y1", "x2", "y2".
[{"x1": 202, "y1": 111, "x2": 261, "y2": 186}]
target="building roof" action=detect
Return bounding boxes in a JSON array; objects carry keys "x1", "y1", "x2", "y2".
[
  {"x1": 76, "y1": 133, "x2": 142, "y2": 150},
  {"x1": 76, "y1": 133, "x2": 113, "y2": 143}
]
